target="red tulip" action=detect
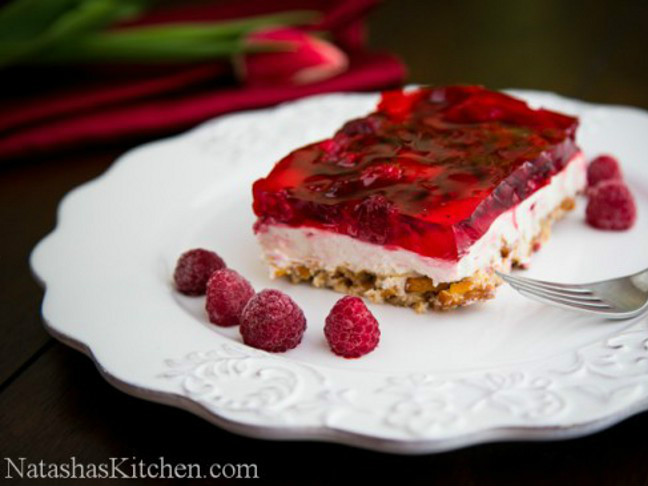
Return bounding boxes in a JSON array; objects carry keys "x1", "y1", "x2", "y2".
[{"x1": 238, "y1": 27, "x2": 349, "y2": 86}]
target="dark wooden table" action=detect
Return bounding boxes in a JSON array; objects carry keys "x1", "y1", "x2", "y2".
[{"x1": 2, "y1": 1, "x2": 648, "y2": 484}]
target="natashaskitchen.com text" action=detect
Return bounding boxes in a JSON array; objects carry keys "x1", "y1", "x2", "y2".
[{"x1": 4, "y1": 456, "x2": 259, "y2": 480}]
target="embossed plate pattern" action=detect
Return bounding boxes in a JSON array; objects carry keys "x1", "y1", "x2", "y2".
[{"x1": 31, "y1": 90, "x2": 648, "y2": 454}]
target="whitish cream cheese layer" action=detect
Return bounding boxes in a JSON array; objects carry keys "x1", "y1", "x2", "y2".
[{"x1": 256, "y1": 152, "x2": 587, "y2": 284}]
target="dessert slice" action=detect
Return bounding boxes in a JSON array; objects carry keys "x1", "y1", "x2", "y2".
[{"x1": 252, "y1": 86, "x2": 586, "y2": 311}]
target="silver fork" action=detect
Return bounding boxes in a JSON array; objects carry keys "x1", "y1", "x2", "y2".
[{"x1": 496, "y1": 268, "x2": 648, "y2": 320}]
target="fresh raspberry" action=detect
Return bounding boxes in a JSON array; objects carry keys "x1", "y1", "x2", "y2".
[
  {"x1": 351, "y1": 194, "x2": 396, "y2": 244},
  {"x1": 174, "y1": 248, "x2": 226, "y2": 295},
  {"x1": 205, "y1": 269, "x2": 255, "y2": 327},
  {"x1": 587, "y1": 154, "x2": 622, "y2": 187},
  {"x1": 586, "y1": 180, "x2": 637, "y2": 230},
  {"x1": 240, "y1": 289, "x2": 306, "y2": 352},
  {"x1": 324, "y1": 296, "x2": 380, "y2": 358}
]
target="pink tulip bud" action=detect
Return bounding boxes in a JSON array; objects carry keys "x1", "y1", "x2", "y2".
[{"x1": 238, "y1": 27, "x2": 349, "y2": 86}]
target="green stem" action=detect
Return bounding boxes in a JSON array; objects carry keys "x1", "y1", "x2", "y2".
[
  {"x1": 102, "y1": 9, "x2": 320, "y2": 42},
  {"x1": 30, "y1": 37, "x2": 291, "y2": 63},
  {"x1": 3, "y1": 7, "x2": 318, "y2": 66},
  {"x1": 0, "y1": 0, "x2": 148, "y2": 67}
]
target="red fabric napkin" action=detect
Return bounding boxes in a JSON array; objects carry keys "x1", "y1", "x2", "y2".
[{"x1": 0, "y1": 0, "x2": 405, "y2": 160}]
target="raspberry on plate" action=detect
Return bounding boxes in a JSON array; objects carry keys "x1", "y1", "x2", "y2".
[
  {"x1": 587, "y1": 154, "x2": 622, "y2": 188},
  {"x1": 240, "y1": 289, "x2": 306, "y2": 352},
  {"x1": 205, "y1": 269, "x2": 255, "y2": 327},
  {"x1": 174, "y1": 248, "x2": 226, "y2": 296},
  {"x1": 324, "y1": 296, "x2": 380, "y2": 358},
  {"x1": 586, "y1": 180, "x2": 637, "y2": 230}
]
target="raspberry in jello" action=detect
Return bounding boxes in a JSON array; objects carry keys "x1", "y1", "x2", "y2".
[{"x1": 252, "y1": 86, "x2": 580, "y2": 261}]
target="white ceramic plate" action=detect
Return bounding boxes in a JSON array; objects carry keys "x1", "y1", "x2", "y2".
[{"x1": 31, "y1": 90, "x2": 648, "y2": 454}]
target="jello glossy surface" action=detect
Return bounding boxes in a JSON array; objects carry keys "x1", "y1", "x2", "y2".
[{"x1": 253, "y1": 86, "x2": 579, "y2": 260}]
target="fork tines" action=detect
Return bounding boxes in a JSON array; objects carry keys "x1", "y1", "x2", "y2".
[{"x1": 496, "y1": 272, "x2": 614, "y2": 312}]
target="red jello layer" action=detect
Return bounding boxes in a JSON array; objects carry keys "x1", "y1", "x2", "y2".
[{"x1": 252, "y1": 86, "x2": 579, "y2": 261}]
